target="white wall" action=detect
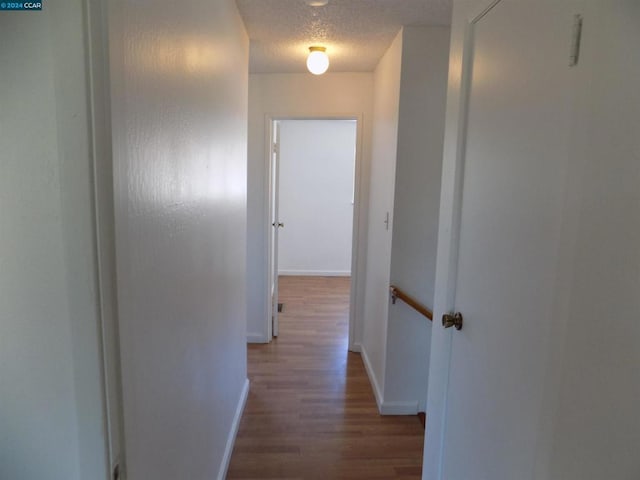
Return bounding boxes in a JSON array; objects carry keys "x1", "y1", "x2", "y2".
[
  {"x1": 361, "y1": 27, "x2": 450, "y2": 415},
  {"x1": 247, "y1": 73, "x2": 374, "y2": 343},
  {"x1": 108, "y1": 0, "x2": 249, "y2": 478},
  {"x1": 0, "y1": 3, "x2": 109, "y2": 479},
  {"x1": 360, "y1": 31, "x2": 403, "y2": 406},
  {"x1": 542, "y1": 2, "x2": 640, "y2": 477},
  {"x1": 385, "y1": 27, "x2": 450, "y2": 413},
  {"x1": 278, "y1": 120, "x2": 356, "y2": 276}
]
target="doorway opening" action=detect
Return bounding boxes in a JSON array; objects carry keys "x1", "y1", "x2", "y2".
[{"x1": 267, "y1": 118, "x2": 360, "y2": 348}]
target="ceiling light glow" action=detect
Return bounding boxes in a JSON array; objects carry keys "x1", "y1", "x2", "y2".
[{"x1": 306, "y1": 46, "x2": 329, "y2": 75}]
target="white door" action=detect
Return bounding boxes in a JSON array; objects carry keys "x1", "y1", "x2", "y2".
[
  {"x1": 425, "y1": 1, "x2": 582, "y2": 478},
  {"x1": 270, "y1": 120, "x2": 282, "y2": 337}
]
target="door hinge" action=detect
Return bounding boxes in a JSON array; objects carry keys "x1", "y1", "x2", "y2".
[
  {"x1": 569, "y1": 14, "x2": 583, "y2": 66},
  {"x1": 272, "y1": 143, "x2": 279, "y2": 155}
]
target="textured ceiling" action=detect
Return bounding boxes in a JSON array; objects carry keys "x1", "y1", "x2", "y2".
[{"x1": 236, "y1": 0, "x2": 452, "y2": 73}]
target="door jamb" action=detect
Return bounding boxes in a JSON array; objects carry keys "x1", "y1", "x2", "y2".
[
  {"x1": 263, "y1": 114, "x2": 364, "y2": 351},
  {"x1": 85, "y1": 0, "x2": 127, "y2": 477}
]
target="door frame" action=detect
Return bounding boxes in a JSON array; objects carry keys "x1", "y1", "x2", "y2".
[
  {"x1": 269, "y1": 120, "x2": 281, "y2": 338},
  {"x1": 263, "y1": 114, "x2": 365, "y2": 350},
  {"x1": 422, "y1": 1, "x2": 503, "y2": 478},
  {"x1": 85, "y1": 0, "x2": 127, "y2": 477}
]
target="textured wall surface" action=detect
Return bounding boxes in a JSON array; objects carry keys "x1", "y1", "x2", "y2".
[{"x1": 108, "y1": 0, "x2": 249, "y2": 478}]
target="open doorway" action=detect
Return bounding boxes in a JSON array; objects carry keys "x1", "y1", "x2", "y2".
[{"x1": 267, "y1": 118, "x2": 359, "y2": 346}]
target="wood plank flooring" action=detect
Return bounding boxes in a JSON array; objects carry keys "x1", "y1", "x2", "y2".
[{"x1": 227, "y1": 276, "x2": 425, "y2": 479}]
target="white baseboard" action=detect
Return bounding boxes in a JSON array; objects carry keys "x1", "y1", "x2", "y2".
[
  {"x1": 278, "y1": 270, "x2": 351, "y2": 277},
  {"x1": 379, "y1": 400, "x2": 419, "y2": 415},
  {"x1": 217, "y1": 378, "x2": 249, "y2": 480},
  {"x1": 360, "y1": 345, "x2": 383, "y2": 413},
  {"x1": 349, "y1": 342, "x2": 362, "y2": 353},
  {"x1": 359, "y1": 346, "x2": 420, "y2": 416},
  {"x1": 247, "y1": 332, "x2": 269, "y2": 344}
]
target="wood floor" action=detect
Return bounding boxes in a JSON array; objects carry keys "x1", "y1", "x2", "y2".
[{"x1": 227, "y1": 276, "x2": 425, "y2": 479}]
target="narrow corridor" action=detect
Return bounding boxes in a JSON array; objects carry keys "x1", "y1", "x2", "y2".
[{"x1": 227, "y1": 276, "x2": 424, "y2": 479}]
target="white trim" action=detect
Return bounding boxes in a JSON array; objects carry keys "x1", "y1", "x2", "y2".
[
  {"x1": 360, "y1": 347, "x2": 420, "y2": 415},
  {"x1": 380, "y1": 401, "x2": 419, "y2": 416},
  {"x1": 217, "y1": 378, "x2": 250, "y2": 480},
  {"x1": 360, "y1": 346, "x2": 383, "y2": 413},
  {"x1": 278, "y1": 270, "x2": 351, "y2": 277},
  {"x1": 84, "y1": 0, "x2": 125, "y2": 476},
  {"x1": 247, "y1": 332, "x2": 269, "y2": 344},
  {"x1": 264, "y1": 116, "x2": 275, "y2": 341},
  {"x1": 350, "y1": 342, "x2": 362, "y2": 353}
]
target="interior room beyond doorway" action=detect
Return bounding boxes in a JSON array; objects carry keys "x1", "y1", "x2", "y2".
[{"x1": 269, "y1": 119, "x2": 358, "y2": 341}]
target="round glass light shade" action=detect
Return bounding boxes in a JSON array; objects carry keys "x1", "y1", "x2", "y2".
[{"x1": 306, "y1": 47, "x2": 329, "y2": 75}]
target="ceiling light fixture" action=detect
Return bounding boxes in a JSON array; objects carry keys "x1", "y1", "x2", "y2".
[
  {"x1": 306, "y1": 46, "x2": 329, "y2": 75},
  {"x1": 305, "y1": 0, "x2": 329, "y2": 6}
]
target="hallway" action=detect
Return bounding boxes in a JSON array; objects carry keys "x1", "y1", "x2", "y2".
[{"x1": 227, "y1": 276, "x2": 425, "y2": 479}]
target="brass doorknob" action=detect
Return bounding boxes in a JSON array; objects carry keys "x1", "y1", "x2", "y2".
[{"x1": 442, "y1": 312, "x2": 463, "y2": 330}]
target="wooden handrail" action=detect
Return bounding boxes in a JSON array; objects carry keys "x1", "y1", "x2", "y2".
[{"x1": 389, "y1": 285, "x2": 433, "y2": 321}]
